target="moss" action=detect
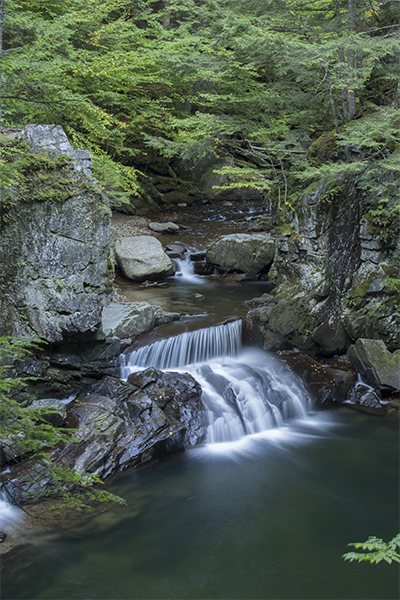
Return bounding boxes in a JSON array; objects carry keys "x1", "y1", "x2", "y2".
[{"x1": 307, "y1": 131, "x2": 338, "y2": 163}]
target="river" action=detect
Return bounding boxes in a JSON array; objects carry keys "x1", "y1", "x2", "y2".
[{"x1": 1, "y1": 203, "x2": 399, "y2": 599}]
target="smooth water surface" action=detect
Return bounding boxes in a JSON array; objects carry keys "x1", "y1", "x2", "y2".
[{"x1": 3, "y1": 411, "x2": 399, "y2": 600}]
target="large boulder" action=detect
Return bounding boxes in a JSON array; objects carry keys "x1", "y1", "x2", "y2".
[
  {"x1": 206, "y1": 233, "x2": 275, "y2": 277},
  {"x1": 148, "y1": 221, "x2": 179, "y2": 234},
  {"x1": 0, "y1": 126, "x2": 113, "y2": 343},
  {"x1": 347, "y1": 339, "x2": 400, "y2": 391},
  {"x1": 115, "y1": 236, "x2": 174, "y2": 281},
  {"x1": 102, "y1": 302, "x2": 180, "y2": 339}
]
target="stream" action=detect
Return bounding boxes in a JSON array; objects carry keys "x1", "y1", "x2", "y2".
[{"x1": 1, "y1": 203, "x2": 399, "y2": 599}]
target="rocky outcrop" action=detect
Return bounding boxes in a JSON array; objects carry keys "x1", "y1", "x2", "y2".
[
  {"x1": 206, "y1": 233, "x2": 275, "y2": 277},
  {"x1": 102, "y1": 302, "x2": 180, "y2": 340},
  {"x1": 115, "y1": 236, "x2": 174, "y2": 281},
  {"x1": 0, "y1": 125, "x2": 113, "y2": 343},
  {"x1": 4, "y1": 372, "x2": 206, "y2": 502},
  {"x1": 16, "y1": 124, "x2": 92, "y2": 177},
  {"x1": 347, "y1": 339, "x2": 400, "y2": 391},
  {"x1": 244, "y1": 178, "x2": 400, "y2": 355},
  {"x1": 127, "y1": 368, "x2": 206, "y2": 447}
]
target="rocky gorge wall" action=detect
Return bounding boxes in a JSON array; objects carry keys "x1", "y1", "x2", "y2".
[
  {"x1": 0, "y1": 125, "x2": 113, "y2": 343},
  {"x1": 243, "y1": 177, "x2": 400, "y2": 357}
]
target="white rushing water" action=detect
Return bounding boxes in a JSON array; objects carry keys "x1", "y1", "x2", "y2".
[
  {"x1": 0, "y1": 491, "x2": 22, "y2": 529},
  {"x1": 122, "y1": 320, "x2": 310, "y2": 444},
  {"x1": 173, "y1": 256, "x2": 203, "y2": 284}
]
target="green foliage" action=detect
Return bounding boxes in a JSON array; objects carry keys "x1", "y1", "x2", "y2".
[
  {"x1": 343, "y1": 534, "x2": 400, "y2": 565},
  {"x1": 0, "y1": 0, "x2": 399, "y2": 214},
  {"x1": 0, "y1": 336, "x2": 125, "y2": 509}
]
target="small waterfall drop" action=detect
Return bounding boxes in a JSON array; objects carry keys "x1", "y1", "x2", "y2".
[
  {"x1": 121, "y1": 320, "x2": 242, "y2": 372},
  {"x1": 0, "y1": 490, "x2": 22, "y2": 529},
  {"x1": 122, "y1": 320, "x2": 310, "y2": 444},
  {"x1": 174, "y1": 256, "x2": 203, "y2": 284}
]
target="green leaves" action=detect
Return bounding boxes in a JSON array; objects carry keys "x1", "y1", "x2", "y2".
[{"x1": 342, "y1": 534, "x2": 400, "y2": 565}]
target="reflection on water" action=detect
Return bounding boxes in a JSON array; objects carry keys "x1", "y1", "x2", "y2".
[
  {"x1": 2, "y1": 411, "x2": 399, "y2": 600},
  {"x1": 115, "y1": 275, "x2": 273, "y2": 329}
]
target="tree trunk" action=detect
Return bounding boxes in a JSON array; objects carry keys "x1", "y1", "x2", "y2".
[{"x1": 163, "y1": 0, "x2": 171, "y2": 30}]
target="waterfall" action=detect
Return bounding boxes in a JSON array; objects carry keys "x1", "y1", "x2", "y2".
[
  {"x1": 121, "y1": 320, "x2": 242, "y2": 372},
  {"x1": 122, "y1": 320, "x2": 310, "y2": 444},
  {"x1": 173, "y1": 256, "x2": 203, "y2": 284}
]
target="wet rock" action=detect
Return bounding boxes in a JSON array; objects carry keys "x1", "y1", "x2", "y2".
[
  {"x1": 29, "y1": 398, "x2": 67, "y2": 427},
  {"x1": 148, "y1": 221, "x2": 180, "y2": 233},
  {"x1": 115, "y1": 236, "x2": 174, "y2": 282},
  {"x1": 128, "y1": 368, "x2": 206, "y2": 447},
  {"x1": 49, "y1": 376, "x2": 189, "y2": 477},
  {"x1": 277, "y1": 350, "x2": 357, "y2": 407},
  {"x1": 344, "y1": 382, "x2": 386, "y2": 415},
  {"x1": 347, "y1": 339, "x2": 400, "y2": 391},
  {"x1": 207, "y1": 233, "x2": 275, "y2": 277},
  {"x1": 193, "y1": 261, "x2": 214, "y2": 275}
]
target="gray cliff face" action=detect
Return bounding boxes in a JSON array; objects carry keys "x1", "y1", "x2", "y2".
[
  {"x1": 244, "y1": 178, "x2": 400, "y2": 355},
  {"x1": 0, "y1": 125, "x2": 113, "y2": 343}
]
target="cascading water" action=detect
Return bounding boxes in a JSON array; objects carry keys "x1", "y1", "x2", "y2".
[
  {"x1": 0, "y1": 490, "x2": 22, "y2": 529},
  {"x1": 121, "y1": 320, "x2": 310, "y2": 443},
  {"x1": 173, "y1": 256, "x2": 203, "y2": 284}
]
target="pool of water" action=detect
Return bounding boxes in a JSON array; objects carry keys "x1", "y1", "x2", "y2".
[{"x1": 3, "y1": 410, "x2": 399, "y2": 600}]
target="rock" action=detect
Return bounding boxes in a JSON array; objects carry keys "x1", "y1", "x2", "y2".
[
  {"x1": 115, "y1": 236, "x2": 174, "y2": 281},
  {"x1": 127, "y1": 368, "x2": 206, "y2": 447},
  {"x1": 292, "y1": 177, "x2": 347, "y2": 239},
  {"x1": 0, "y1": 126, "x2": 113, "y2": 343},
  {"x1": 40, "y1": 377, "x2": 188, "y2": 478},
  {"x1": 30, "y1": 398, "x2": 67, "y2": 427},
  {"x1": 206, "y1": 234, "x2": 275, "y2": 277},
  {"x1": 16, "y1": 124, "x2": 92, "y2": 177},
  {"x1": 244, "y1": 176, "x2": 400, "y2": 355},
  {"x1": 102, "y1": 302, "x2": 180, "y2": 339},
  {"x1": 347, "y1": 339, "x2": 400, "y2": 391},
  {"x1": 344, "y1": 382, "x2": 385, "y2": 415},
  {"x1": 277, "y1": 350, "x2": 357, "y2": 407},
  {"x1": 8, "y1": 371, "x2": 206, "y2": 491},
  {"x1": 148, "y1": 221, "x2": 180, "y2": 233}
]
